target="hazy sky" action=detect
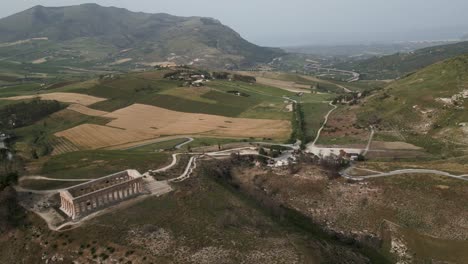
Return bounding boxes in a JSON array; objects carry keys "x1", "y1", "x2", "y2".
[{"x1": 2, "y1": 0, "x2": 468, "y2": 46}]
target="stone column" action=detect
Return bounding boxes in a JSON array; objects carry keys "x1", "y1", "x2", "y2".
[
  {"x1": 65, "y1": 200, "x2": 70, "y2": 214},
  {"x1": 71, "y1": 203, "x2": 76, "y2": 219}
]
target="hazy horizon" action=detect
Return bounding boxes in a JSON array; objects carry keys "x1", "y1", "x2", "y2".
[{"x1": 2, "y1": 0, "x2": 468, "y2": 47}]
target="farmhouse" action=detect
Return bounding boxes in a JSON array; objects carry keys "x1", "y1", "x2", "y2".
[{"x1": 59, "y1": 170, "x2": 144, "y2": 220}]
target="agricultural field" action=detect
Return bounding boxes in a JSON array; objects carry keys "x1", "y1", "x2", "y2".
[
  {"x1": 237, "y1": 71, "x2": 349, "y2": 94},
  {"x1": 56, "y1": 104, "x2": 291, "y2": 149},
  {"x1": 302, "y1": 102, "x2": 334, "y2": 142},
  {"x1": 12, "y1": 108, "x2": 111, "y2": 159},
  {"x1": 128, "y1": 138, "x2": 189, "y2": 152}
]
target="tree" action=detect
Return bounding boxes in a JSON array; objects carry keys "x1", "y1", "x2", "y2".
[
  {"x1": 258, "y1": 147, "x2": 267, "y2": 156},
  {"x1": 356, "y1": 154, "x2": 366, "y2": 161}
]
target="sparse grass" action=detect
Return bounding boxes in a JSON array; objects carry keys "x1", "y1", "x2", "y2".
[
  {"x1": 129, "y1": 138, "x2": 188, "y2": 152},
  {"x1": 183, "y1": 137, "x2": 254, "y2": 150},
  {"x1": 40, "y1": 150, "x2": 169, "y2": 179},
  {"x1": 302, "y1": 102, "x2": 333, "y2": 142},
  {"x1": 19, "y1": 179, "x2": 85, "y2": 190},
  {"x1": 360, "y1": 159, "x2": 468, "y2": 175},
  {"x1": 399, "y1": 226, "x2": 468, "y2": 263},
  {"x1": 139, "y1": 91, "x2": 260, "y2": 117},
  {"x1": 0, "y1": 83, "x2": 43, "y2": 97}
]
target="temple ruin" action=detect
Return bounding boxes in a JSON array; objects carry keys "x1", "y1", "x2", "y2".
[{"x1": 59, "y1": 170, "x2": 144, "y2": 220}]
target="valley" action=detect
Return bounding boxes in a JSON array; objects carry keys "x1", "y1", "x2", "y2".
[{"x1": 0, "y1": 3, "x2": 467, "y2": 264}]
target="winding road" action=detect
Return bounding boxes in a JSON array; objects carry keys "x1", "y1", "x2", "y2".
[
  {"x1": 341, "y1": 167, "x2": 468, "y2": 182},
  {"x1": 175, "y1": 137, "x2": 194, "y2": 149}
]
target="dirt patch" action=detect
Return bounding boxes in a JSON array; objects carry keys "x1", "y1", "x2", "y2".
[
  {"x1": 320, "y1": 106, "x2": 369, "y2": 142},
  {"x1": 370, "y1": 141, "x2": 423, "y2": 150},
  {"x1": 55, "y1": 104, "x2": 290, "y2": 149},
  {"x1": 32, "y1": 57, "x2": 48, "y2": 64},
  {"x1": 3, "y1": 92, "x2": 107, "y2": 106},
  {"x1": 237, "y1": 71, "x2": 312, "y2": 93},
  {"x1": 139, "y1": 61, "x2": 177, "y2": 67},
  {"x1": 110, "y1": 58, "x2": 133, "y2": 65},
  {"x1": 0, "y1": 37, "x2": 48, "y2": 47}
]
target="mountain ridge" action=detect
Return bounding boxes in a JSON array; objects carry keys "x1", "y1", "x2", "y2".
[
  {"x1": 0, "y1": 4, "x2": 284, "y2": 69},
  {"x1": 337, "y1": 41, "x2": 468, "y2": 80}
]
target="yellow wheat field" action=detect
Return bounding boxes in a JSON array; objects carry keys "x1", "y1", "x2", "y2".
[{"x1": 55, "y1": 104, "x2": 291, "y2": 149}]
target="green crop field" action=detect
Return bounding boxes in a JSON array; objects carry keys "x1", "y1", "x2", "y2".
[
  {"x1": 129, "y1": 138, "x2": 189, "y2": 152},
  {"x1": 302, "y1": 102, "x2": 334, "y2": 142}
]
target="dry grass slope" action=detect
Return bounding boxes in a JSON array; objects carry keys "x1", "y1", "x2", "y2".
[{"x1": 2, "y1": 92, "x2": 107, "y2": 106}]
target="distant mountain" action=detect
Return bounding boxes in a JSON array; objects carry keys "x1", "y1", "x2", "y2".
[
  {"x1": 336, "y1": 41, "x2": 468, "y2": 80},
  {"x1": 0, "y1": 4, "x2": 283, "y2": 69}
]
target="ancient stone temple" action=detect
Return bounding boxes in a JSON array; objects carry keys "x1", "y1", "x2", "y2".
[{"x1": 59, "y1": 170, "x2": 144, "y2": 220}]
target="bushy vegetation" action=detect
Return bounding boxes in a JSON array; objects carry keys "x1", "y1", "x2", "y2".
[
  {"x1": 0, "y1": 186, "x2": 25, "y2": 233},
  {"x1": 232, "y1": 74, "x2": 256, "y2": 83},
  {"x1": 289, "y1": 103, "x2": 306, "y2": 147},
  {"x1": 0, "y1": 172, "x2": 18, "y2": 190},
  {"x1": 0, "y1": 99, "x2": 64, "y2": 130}
]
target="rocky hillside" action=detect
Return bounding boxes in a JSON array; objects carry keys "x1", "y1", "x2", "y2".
[
  {"x1": 0, "y1": 4, "x2": 283, "y2": 69},
  {"x1": 357, "y1": 54, "x2": 468, "y2": 153}
]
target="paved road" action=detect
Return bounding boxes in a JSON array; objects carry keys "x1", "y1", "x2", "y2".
[
  {"x1": 304, "y1": 65, "x2": 360, "y2": 83},
  {"x1": 175, "y1": 137, "x2": 194, "y2": 149},
  {"x1": 150, "y1": 153, "x2": 181, "y2": 173},
  {"x1": 341, "y1": 168, "x2": 468, "y2": 182}
]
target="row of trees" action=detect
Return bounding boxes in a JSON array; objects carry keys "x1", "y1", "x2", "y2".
[{"x1": 289, "y1": 103, "x2": 306, "y2": 148}]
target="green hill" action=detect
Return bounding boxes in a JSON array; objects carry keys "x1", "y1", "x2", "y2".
[
  {"x1": 338, "y1": 41, "x2": 468, "y2": 80},
  {"x1": 0, "y1": 4, "x2": 283, "y2": 69},
  {"x1": 357, "y1": 54, "x2": 468, "y2": 155}
]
